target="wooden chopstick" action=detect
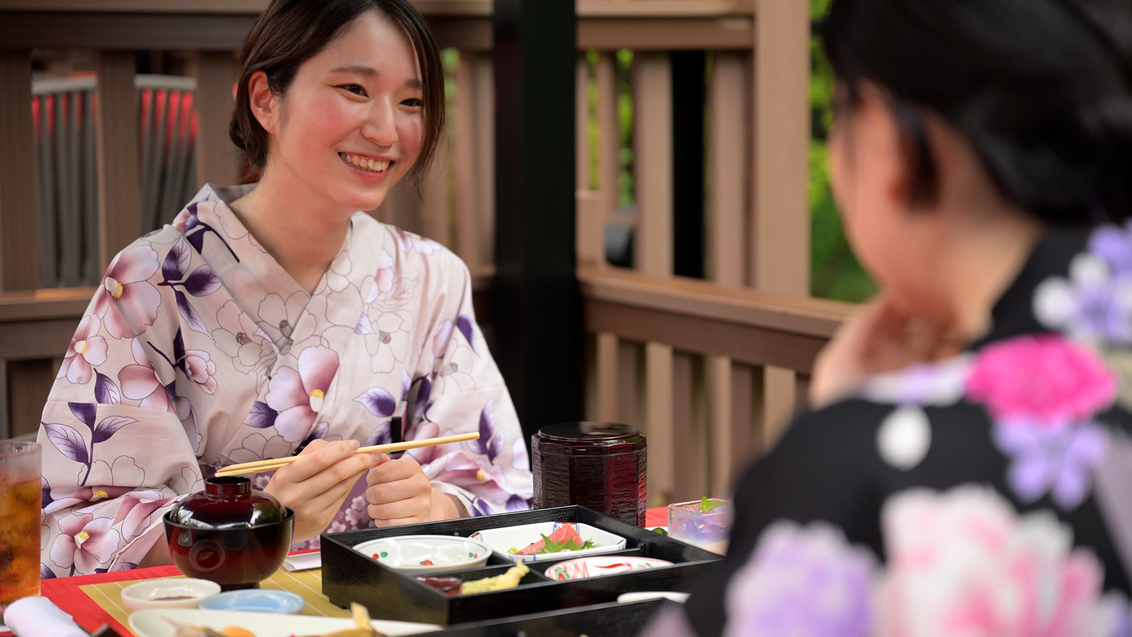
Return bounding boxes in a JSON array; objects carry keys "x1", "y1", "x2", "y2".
[{"x1": 214, "y1": 432, "x2": 480, "y2": 477}]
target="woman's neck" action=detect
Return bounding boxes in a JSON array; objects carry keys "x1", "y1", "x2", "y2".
[
  {"x1": 229, "y1": 165, "x2": 353, "y2": 295},
  {"x1": 941, "y1": 206, "x2": 1044, "y2": 344}
]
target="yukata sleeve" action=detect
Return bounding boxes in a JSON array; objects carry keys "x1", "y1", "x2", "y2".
[
  {"x1": 679, "y1": 399, "x2": 896, "y2": 637},
  {"x1": 402, "y1": 256, "x2": 533, "y2": 519},
  {"x1": 38, "y1": 241, "x2": 205, "y2": 577}
]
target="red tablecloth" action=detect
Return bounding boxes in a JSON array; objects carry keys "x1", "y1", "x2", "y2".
[{"x1": 8, "y1": 508, "x2": 671, "y2": 636}]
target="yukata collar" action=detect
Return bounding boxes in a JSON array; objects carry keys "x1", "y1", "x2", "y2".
[{"x1": 966, "y1": 225, "x2": 1093, "y2": 352}]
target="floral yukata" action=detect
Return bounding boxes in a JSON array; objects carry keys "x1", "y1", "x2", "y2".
[
  {"x1": 655, "y1": 224, "x2": 1132, "y2": 637},
  {"x1": 38, "y1": 183, "x2": 532, "y2": 578}
]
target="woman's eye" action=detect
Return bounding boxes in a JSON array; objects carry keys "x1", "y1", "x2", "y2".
[
  {"x1": 401, "y1": 98, "x2": 423, "y2": 108},
  {"x1": 339, "y1": 84, "x2": 367, "y2": 96}
]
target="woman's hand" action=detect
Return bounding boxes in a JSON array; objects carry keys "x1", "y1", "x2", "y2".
[
  {"x1": 263, "y1": 439, "x2": 380, "y2": 543},
  {"x1": 810, "y1": 296, "x2": 957, "y2": 410},
  {"x1": 365, "y1": 455, "x2": 464, "y2": 527}
]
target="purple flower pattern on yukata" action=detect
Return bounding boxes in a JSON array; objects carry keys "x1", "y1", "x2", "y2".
[
  {"x1": 1035, "y1": 222, "x2": 1132, "y2": 345},
  {"x1": 58, "y1": 315, "x2": 109, "y2": 385},
  {"x1": 863, "y1": 357, "x2": 971, "y2": 407},
  {"x1": 724, "y1": 520, "x2": 876, "y2": 637},
  {"x1": 50, "y1": 512, "x2": 121, "y2": 575},
  {"x1": 266, "y1": 346, "x2": 340, "y2": 443},
  {"x1": 92, "y1": 245, "x2": 162, "y2": 339},
  {"x1": 159, "y1": 237, "x2": 223, "y2": 335},
  {"x1": 965, "y1": 335, "x2": 1117, "y2": 509}
]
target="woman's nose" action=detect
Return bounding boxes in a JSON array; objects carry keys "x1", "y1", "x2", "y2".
[{"x1": 362, "y1": 100, "x2": 398, "y2": 148}]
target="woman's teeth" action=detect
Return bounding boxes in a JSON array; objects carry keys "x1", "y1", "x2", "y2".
[{"x1": 340, "y1": 153, "x2": 390, "y2": 173}]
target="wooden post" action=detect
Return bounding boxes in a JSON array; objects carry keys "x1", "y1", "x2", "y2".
[
  {"x1": 96, "y1": 50, "x2": 142, "y2": 269},
  {"x1": 191, "y1": 51, "x2": 240, "y2": 187},
  {"x1": 420, "y1": 132, "x2": 451, "y2": 247},
  {"x1": 453, "y1": 51, "x2": 480, "y2": 267},
  {"x1": 493, "y1": 0, "x2": 583, "y2": 440},
  {"x1": 633, "y1": 52, "x2": 676, "y2": 506},
  {"x1": 752, "y1": 0, "x2": 811, "y2": 447},
  {"x1": 707, "y1": 51, "x2": 756, "y2": 494},
  {"x1": 472, "y1": 53, "x2": 495, "y2": 266}
]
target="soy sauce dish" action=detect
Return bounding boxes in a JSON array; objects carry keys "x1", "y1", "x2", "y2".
[
  {"x1": 198, "y1": 589, "x2": 306, "y2": 614},
  {"x1": 353, "y1": 535, "x2": 492, "y2": 575},
  {"x1": 120, "y1": 578, "x2": 221, "y2": 612}
]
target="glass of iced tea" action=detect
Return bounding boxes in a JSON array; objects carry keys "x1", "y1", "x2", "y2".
[{"x1": 0, "y1": 440, "x2": 41, "y2": 613}]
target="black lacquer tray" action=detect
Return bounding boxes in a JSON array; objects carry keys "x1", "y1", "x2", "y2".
[
  {"x1": 415, "y1": 598, "x2": 668, "y2": 636},
  {"x1": 320, "y1": 505, "x2": 717, "y2": 626}
]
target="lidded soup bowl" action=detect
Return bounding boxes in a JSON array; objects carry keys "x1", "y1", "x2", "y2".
[{"x1": 162, "y1": 476, "x2": 294, "y2": 591}]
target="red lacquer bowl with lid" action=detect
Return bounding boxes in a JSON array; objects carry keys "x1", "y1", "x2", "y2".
[
  {"x1": 532, "y1": 422, "x2": 647, "y2": 526},
  {"x1": 162, "y1": 476, "x2": 294, "y2": 591}
]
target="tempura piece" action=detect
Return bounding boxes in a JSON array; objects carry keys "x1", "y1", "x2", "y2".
[
  {"x1": 299, "y1": 603, "x2": 389, "y2": 637},
  {"x1": 459, "y1": 563, "x2": 529, "y2": 594}
]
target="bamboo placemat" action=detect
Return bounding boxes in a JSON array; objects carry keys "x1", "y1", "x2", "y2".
[{"x1": 80, "y1": 568, "x2": 350, "y2": 636}]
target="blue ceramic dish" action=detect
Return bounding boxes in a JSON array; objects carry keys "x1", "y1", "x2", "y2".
[{"x1": 198, "y1": 589, "x2": 306, "y2": 614}]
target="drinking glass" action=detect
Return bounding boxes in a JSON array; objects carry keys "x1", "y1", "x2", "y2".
[
  {"x1": 668, "y1": 498, "x2": 732, "y2": 555},
  {"x1": 0, "y1": 441, "x2": 42, "y2": 613}
]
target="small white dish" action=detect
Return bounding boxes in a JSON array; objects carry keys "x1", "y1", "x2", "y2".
[
  {"x1": 469, "y1": 522, "x2": 627, "y2": 564},
  {"x1": 129, "y1": 608, "x2": 441, "y2": 637},
  {"x1": 545, "y1": 556, "x2": 674, "y2": 581},
  {"x1": 353, "y1": 535, "x2": 491, "y2": 575},
  {"x1": 198, "y1": 589, "x2": 305, "y2": 614},
  {"x1": 120, "y1": 578, "x2": 221, "y2": 612},
  {"x1": 617, "y1": 591, "x2": 690, "y2": 604}
]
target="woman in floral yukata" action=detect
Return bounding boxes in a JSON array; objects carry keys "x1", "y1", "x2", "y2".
[
  {"x1": 644, "y1": 0, "x2": 1132, "y2": 635},
  {"x1": 38, "y1": 0, "x2": 531, "y2": 578}
]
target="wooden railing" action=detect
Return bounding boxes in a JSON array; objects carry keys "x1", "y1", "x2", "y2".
[{"x1": 0, "y1": 0, "x2": 834, "y2": 506}]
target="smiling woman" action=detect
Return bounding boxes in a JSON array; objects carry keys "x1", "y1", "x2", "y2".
[{"x1": 37, "y1": 0, "x2": 532, "y2": 580}]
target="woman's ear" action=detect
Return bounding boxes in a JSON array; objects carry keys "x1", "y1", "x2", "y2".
[{"x1": 246, "y1": 70, "x2": 280, "y2": 135}]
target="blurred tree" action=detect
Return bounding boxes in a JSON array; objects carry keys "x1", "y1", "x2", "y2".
[{"x1": 809, "y1": 0, "x2": 876, "y2": 302}]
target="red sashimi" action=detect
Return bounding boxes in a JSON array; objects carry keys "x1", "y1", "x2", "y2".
[{"x1": 516, "y1": 524, "x2": 584, "y2": 555}]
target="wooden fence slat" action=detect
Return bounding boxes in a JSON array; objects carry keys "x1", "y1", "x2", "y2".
[
  {"x1": 37, "y1": 94, "x2": 57, "y2": 289},
  {"x1": 596, "y1": 54, "x2": 618, "y2": 224},
  {"x1": 617, "y1": 340, "x2": 641, "y2": 432},
  {"x1": 96, "y1": 50, "x2": 142, "y2": 270},
  {"x1": 420, "y1": 131, "x2": 451, "y2": 247},
  {"x1": 472, "y1": 52, "x2": 494, "y2": 265},
  {"x1": 453, "y1": 51, "x2": 479, "y2": 266},
  {"x1": 0, "y1": 50, "x2": 38, "y2": 292},
  {"x1": 576, "y1": 56, "x2": 591, "y2": 191},
  {"x1": 645, "y1": 341, "x2": 674, "y2": 506},
  {"x1": 596, "y1": 331, "x2": 618, "y2": 422},
  {"x1": 672, "y1": 351, "x2": 707, "y2": 503},
  {"x1": 191, "y1": 51, "x2": 239, "y2": 187},
  {"x1": 60, "y1": 91, "x2": 84, "y2": 286}
]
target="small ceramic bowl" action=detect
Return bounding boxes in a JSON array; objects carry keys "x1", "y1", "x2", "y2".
[
  {"x1": 120, "y1": 578, "x2": 221, "y2": 612},
  {"x1": 353, "y1": 535, "x2": 491, "y2": 575},
  {"x1": 198, "y1": 589, "x2": 306, "y2": 614}
]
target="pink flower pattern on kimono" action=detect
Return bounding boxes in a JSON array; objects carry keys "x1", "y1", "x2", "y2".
[
  {"x1": 366, "y1": 249, "x2": 396, "y2": 302},
  {"x1": 118, "y1": 339, "x2": 174, "y2": 411},
  {"x1": 434, "y1": 451, "x2": 514, "y2": 504},
  {"x1": 50, "y1": 512, "x2": 121, "y2": 575},
  {"x1": 266, "y1": 346, "x2": 340, "y2": 443},
  {"x1": 58, "y1": 315, "x2": 108, "y2": 384},
  {"x1": 395, "y1": 228, "x2": 441, "y2": 255},
  {"x1": 965, "y1": 335, "x2": 1118, "y2": 426},
  {"x1": 403, "y1": 422, "x2": 462, "y2": 467},
  {"x1": 91, "y1": 245, "x2": 162, "y2": 339},
  {"x1": 878, "y1": 486, "x2": 1112, "y2": 636},
  {"x1": 44, "y1": 486, "x2": 134, "y2": 515},
  {"x1": 112, "y1": 491, "x2": 173, "y2": 541},
  {"x1": 183, "y1": 350, "x2": 218, "y2": 394}
]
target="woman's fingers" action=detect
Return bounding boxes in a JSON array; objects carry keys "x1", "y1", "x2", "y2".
[{"x1": 283, "y1": 439, "x2": 359, "y2": 483}]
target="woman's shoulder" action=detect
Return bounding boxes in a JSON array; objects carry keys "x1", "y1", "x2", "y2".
[{"x1": 360, "y1": 216, "x2": 473, "y2": 280}]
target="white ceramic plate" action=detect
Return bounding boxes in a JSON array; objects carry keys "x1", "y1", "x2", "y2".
[
  {"x1": 353, "y1": 535, "x2": 491, "y2": 574},
  {"x1": 544, "y1": 556, "x2": 674, "y2": 581},
  {"x1": 129, "y1": 608, "x2": 442, "y2": 637},
  {"x1": 469, "y1": 522, "x2": 627, "y2": 564}
]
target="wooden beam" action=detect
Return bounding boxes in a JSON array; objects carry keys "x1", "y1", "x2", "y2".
[
  {"x1": 0, "y1": 13, "x2": 256, "y2": 50},
  {"x1": 191, "y1": 51, "x2": 240, "y2": 187},
  {"x1": 579, "y1": 18, "x2": 753, "y2": 50},
  {"x1": 585, "y1": 297, "x2": 832, "y2": 375},
  {"x1": 96, "y1": 51, "x2": 143, "y2": 269},
  {"x1": 0, "y1": 318, "x2": 79, "y2": 361},
  {"x1": 0, "y1": 50, "x2": 38, "y2": 293}
]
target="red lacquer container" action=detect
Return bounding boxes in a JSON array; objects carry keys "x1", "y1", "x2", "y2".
[
  {"x1": 163, "y1": 476, "x2": 294, "y2": 591},
  {"x1": 532, "y1": 422, "x2": 647, "y2": 526}
]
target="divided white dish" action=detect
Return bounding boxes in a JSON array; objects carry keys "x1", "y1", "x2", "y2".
[
  {"x1": 353, "y1": 534, "x2": 491, "y2": 574},
  {"x1": 469, "y1": 522, "x2": 627, "y2": 564},
  {"x1": 545, "y1": 556, "x2": 674, "y2": 581},
  {"x1": 129, "y1": 608, "x2": 441, "y2": 636}
]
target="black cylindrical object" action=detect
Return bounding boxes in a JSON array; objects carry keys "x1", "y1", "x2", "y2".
[{"x1": 532, "y1": 422, "x2": 647, "y2": 526}]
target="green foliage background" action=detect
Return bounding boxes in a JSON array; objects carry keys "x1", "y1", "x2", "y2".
[{"x1": 809, "y1": 0, "x2": 876, "y2": 302}]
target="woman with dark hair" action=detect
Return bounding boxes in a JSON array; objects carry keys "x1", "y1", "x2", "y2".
[
  {"x1": 647, "y1": 0, "x2": 1132, "y2": 634},
  {"x1": 37, "y1": 0, "x2": 530, "y2": 576}
]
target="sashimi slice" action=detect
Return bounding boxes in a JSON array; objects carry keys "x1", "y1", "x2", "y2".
[{"x1": 515, "y1": 524, "x2": 585, "y2": 555}]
